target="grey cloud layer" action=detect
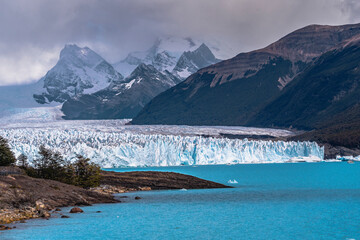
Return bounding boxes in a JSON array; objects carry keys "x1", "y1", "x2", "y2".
[{"x1": 0, "y1": 0, "x2": 359, "y2": 85}]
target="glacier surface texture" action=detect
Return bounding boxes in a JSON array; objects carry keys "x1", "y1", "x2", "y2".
[{"x1": 0, "y1": 120, "x2": 324, "y2": 167}]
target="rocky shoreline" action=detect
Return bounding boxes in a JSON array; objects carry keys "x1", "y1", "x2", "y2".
[{"x1": 0, "y1": 169, "x2": 230, "y2": 229}]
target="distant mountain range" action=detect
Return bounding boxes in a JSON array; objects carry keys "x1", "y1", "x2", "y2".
[
  {"x1": 0, "y1": 37, "x2": 223, "y2": 120},
  {"x1": 132, "y1": 23, "x2": 360, "y2": 148},
  {"x1": 60, "y1": 39, "x2": 221, "y2": 119},
  {"x1": 61, "y1": 64, "x2": 182, "y2": 119},
  {"x1": 2, "y1": 24, "x2": 360, "y2": 150}
]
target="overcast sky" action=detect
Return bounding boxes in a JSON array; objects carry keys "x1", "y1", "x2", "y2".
[{"x1": 0, "y1": 0, "x2": 359, "y2": 86}]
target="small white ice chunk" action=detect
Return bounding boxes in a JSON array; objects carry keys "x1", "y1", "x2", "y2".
[{"x1": 227, "y1": 179, "x2": 238, "y2": 184}]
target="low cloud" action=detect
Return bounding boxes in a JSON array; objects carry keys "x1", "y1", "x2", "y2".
[{"x1": 0, "y1": 0, "x2": 358, "y2": 85}]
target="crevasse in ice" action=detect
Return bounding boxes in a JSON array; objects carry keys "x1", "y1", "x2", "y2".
[{"x1": 0, "y1": 127, "x2": 324, "y2": 167}]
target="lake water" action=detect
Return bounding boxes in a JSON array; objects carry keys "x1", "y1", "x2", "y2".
[{"x1": 2, "y1": 162, "x2": 360, "y2": 240}]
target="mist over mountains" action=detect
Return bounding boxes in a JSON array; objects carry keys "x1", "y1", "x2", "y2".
[
  {"x1": 1, "y1": 23, "x2": 360, "y2": 150},
  {"x1": 0, "y1": 36, "x2": 223, "y2": 119}
]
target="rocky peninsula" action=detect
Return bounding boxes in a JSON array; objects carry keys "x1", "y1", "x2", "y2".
[{"x1": 0, "y1": 167, "x2": 229, "y2": 229}]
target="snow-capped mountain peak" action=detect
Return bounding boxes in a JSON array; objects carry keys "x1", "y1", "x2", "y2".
[
  {"x1": 33, "y1": 44, "x2": 124, "y2": 104},
  {"x1": 112, "y1": 36, "x2": 224, "y2": 78},
  {"x1": 59, "y1": 44, "x2": 104, "y2": 68},
  {"x1": 61, "y1": 63, "x2": 182, "y2": 120}
]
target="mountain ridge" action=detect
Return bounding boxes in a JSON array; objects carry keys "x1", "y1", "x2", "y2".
[
  {"x1": 61, "y1": 63, "x2": 182, "y2": 119},
  {"x1": 131, "y1": 23, "x2": 360, "y2": 134},
  {"x1": 0, "y1": 38, "x2": 225, "y2": 121}
]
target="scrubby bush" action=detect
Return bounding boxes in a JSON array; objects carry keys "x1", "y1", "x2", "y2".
[
  {"x1": 26, "y1": 146, "x2": 101, "y2": 188},
  {"x1": 31, "y1": 145, "x2": 68, "y2": 181},
  {"x1": 0, "y1": 136, "x2": 16, "y2": 166},
  {"x1": 72, "y1": 155, "x2": 101, "y2": 188}
]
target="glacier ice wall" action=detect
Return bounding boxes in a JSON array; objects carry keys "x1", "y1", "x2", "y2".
[{"x1": 0, "y1": 127, "x2": 324, "y2": 167}]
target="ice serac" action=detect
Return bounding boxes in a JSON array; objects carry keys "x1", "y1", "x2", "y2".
[{"x1": 0, "y1": 126, "x2": 324, "y2": 167}]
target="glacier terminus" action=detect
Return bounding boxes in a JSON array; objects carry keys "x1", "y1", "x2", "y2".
[{"x1": 0, "y1": 120, "x2": 324, "y2": 167}]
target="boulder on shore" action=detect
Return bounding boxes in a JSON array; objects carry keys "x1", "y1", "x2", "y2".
[
  {"x1": 0, "y1": 225, "x2": 12, "y2": 230},
  {"x1": 69, "y1": 207, "x2": 84, "y2": 213},
  {"x1": 39, "y1": 210, "x2": 51, "y2": 218}
]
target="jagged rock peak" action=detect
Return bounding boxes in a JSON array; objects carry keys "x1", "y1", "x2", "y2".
[
  {"x1": 132, "y1": 63, "x2": 157, "y2": 73},
  {"x1": 195, "y1": 43, "x2": 211, "y2": 52},
  {"x1": 172, "y1": 43, "x2": 221, "y2": 78},
  {"x1": 194, "y1": 43, "x2": 217, "y2": 60},
  {"x1": 59, "y1": 44, "x2": 104, "y2": 67}
]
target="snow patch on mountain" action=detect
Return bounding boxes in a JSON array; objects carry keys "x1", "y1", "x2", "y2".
[
  {"x1": 124, "y1": 79, "x2": 137, "y2": 90},
  {"x1": 176, "y1": 68, "x2": 192, "y2": 79}
]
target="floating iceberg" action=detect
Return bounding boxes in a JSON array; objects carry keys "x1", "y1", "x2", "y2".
[
  {"x1": 227, "y1": 180, "x2": 238, "y2": 184},
  {"x1": 336, "y1": 155, "x2": 360, "y2": 162}
]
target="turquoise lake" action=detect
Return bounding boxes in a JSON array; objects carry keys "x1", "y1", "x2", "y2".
[{"x1": 2, "y1": 162, "x2": 360, "y2": 240}]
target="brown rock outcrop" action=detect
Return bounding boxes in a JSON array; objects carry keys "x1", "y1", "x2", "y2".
[{"x1": 69, "y1": 207, "x2": 84, "y2": 213}]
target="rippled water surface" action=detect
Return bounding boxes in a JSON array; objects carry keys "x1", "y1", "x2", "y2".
[{"x1": 2, "y1": 163, "x2": 360, "y2": 240}]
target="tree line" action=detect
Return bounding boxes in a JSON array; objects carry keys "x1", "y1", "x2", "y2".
[{"x1": 0, "y1": 136, "x2": 101, "y2": 188}]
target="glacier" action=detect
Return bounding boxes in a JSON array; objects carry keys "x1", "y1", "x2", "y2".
[
  {"x1": 0, "y1": 106, "x2": 64, "y2": 123},
  {"x1": 0, "y1": 120, "x2": 324, "y2": 168}
]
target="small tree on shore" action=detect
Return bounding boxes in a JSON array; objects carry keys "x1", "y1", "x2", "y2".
[
  {"x1": 73, "y1": 155, "x2": 101, "y2": 188},
  {"x1": 0, "y1": 136, "x2": 16, "y2": 166},
  {"x1": 32, "y1": 145, "x2": 67, "y2": 181},
  {"x1": 17, "y1": 154, "x2": 28, "y2": 168},
  {"x1": 27, "y1": 146, "x2": 101, "y2": 188}
]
